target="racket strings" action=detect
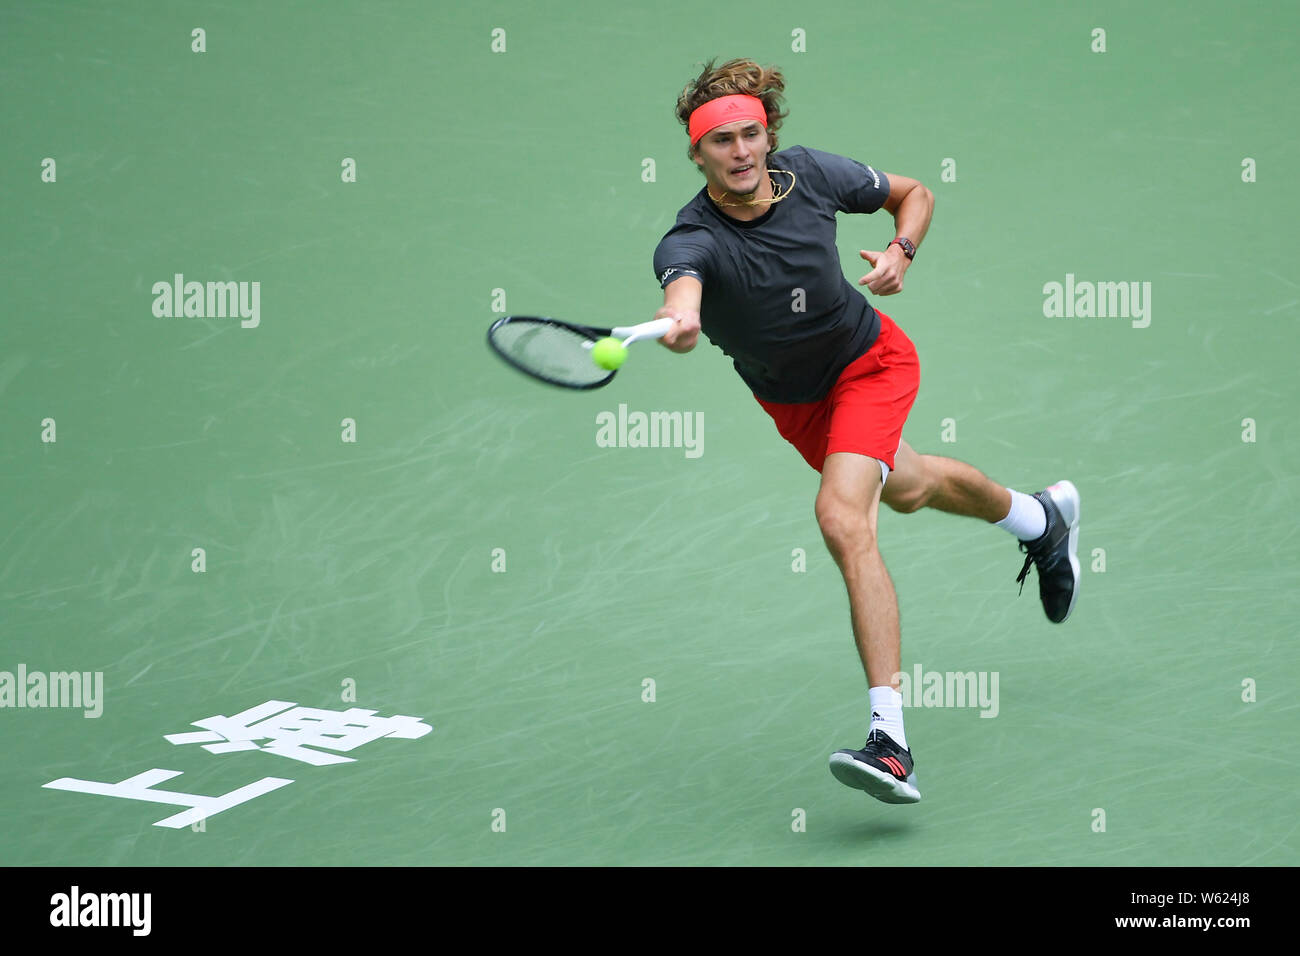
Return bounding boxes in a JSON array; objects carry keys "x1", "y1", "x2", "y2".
[{"x1": 489, "y1": 320, "x2": 611, "y2": 387}]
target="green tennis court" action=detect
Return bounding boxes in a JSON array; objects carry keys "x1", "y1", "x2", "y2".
[{"x1": 2, "y1": 0, "x2": 1296, "y2": 866}]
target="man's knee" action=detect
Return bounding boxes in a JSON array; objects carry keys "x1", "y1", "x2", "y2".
[
  {"x1": 881, "y1": 456, "x2": 932, "y2": 514},
  {"x1": 815, "y1": 490, "x2": 877, "y2": 553},
  {"x1": 883, "y1": 483, "x2": 928, "y2": 514}
]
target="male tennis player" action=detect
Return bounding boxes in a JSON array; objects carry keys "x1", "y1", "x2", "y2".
[{"x1": 652, "y1": 58, "x2": 1080, "y2": 805}]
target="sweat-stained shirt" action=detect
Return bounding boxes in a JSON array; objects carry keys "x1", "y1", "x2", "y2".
[{"x1": 653, "y1": 145, "x2": 892, "y2": 403}]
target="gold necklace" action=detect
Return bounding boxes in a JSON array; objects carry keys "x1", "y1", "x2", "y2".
[{"x1": 708, "y1": 168, "x2": 796, "y2": 208}]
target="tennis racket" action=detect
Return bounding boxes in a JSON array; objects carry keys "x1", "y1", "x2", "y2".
[{"x1": 486, "y1": 315, "x2": 675, "y2": 389}]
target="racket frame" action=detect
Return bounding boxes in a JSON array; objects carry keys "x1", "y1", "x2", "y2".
[{"x1": 486, "y1": 315, "x2": 675, "y2": 390}]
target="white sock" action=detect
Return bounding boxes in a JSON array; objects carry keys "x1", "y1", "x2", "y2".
[
  {"x1": 995, "y1": 489, "x2": 1047, "y2": 541},
  {"x1": 868, "y1": 686, "x2": 908, "y2": 751}
]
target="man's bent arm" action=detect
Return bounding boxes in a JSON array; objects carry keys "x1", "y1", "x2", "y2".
[
  {"x1": 879, "y1": 172, "x2": 934, "y2": 252},
  {"x1": 860, "y1": 173, "x2": 934, "y2": 294}
]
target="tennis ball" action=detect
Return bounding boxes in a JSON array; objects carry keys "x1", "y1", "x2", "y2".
[{"x1": 591, "y1": 337, "x2": 627, "y2": 371}]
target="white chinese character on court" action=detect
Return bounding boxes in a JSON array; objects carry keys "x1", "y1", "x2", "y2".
[{"x1": 164, "y1": 700, "x2": 432, "y2": 766}]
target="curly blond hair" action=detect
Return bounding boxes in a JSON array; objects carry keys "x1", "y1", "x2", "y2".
[{"x1": 674, "y1": 57, "x2": 788, "y2": 165}]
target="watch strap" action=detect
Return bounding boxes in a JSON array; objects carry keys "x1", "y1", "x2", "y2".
[{"x1": 889, "y1": 237, "x2": 916, "y2": 260}]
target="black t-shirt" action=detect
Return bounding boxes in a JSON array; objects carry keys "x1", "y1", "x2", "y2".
[{"x1": 653, "y1": 145, "x2": 892, "y2": 403}]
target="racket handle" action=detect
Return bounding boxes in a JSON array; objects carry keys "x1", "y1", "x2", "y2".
[{"x1": 611, "y1": 317, "x2": 675, "y2": 346}]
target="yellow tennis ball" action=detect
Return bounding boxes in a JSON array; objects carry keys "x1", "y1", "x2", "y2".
[{"x1": 591, "y1": 337, "x2": 627, "y2": 371}]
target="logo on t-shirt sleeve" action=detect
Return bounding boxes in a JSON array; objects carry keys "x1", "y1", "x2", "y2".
[{"x1": 658, "y1": 266, "x2": 701, "y2": 286}]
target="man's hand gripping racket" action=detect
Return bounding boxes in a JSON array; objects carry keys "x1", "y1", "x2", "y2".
[{"x1": 655, "y1": 306, "x2": 701, "y2": 353}]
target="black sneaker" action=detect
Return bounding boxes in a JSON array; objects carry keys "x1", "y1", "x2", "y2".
[
  {"x1": 828, "y1": 729, "x2": 921, "y2": 804},
  {"x1": 1015, "y1": 480, "x2": 1081, "y2": 623}
]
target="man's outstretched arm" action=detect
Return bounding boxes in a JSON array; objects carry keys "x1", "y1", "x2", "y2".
[{"x1": 656, "y1": 274, "x2": 703, "y2": 353}]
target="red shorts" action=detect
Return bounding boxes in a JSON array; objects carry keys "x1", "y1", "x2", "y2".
[{"x1": 755, "y1": 311, "x2": 920, "y2": 473}]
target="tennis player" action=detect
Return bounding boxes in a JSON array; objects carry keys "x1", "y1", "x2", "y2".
[{"x1": 653, "y1": 58, "x2": 1081, "y2": 805}]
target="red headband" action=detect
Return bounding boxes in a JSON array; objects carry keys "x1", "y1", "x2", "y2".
[{"x1": 688, "y1": 94, "x2": 768, "y2": 146}]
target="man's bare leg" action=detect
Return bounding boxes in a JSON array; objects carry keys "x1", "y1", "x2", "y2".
[
  {"x1": 880, "y1": 439, "x2": 1011, "y2": 521},
  {"x1": 815, "y1": 452, "x2": 898, "y2": 688},
  {"x1": 881, "y1": 438, "x2": 1082, "y2": 623},
  {"x1": 818, "y1": 451, "x2": 922, "y2": 804}
]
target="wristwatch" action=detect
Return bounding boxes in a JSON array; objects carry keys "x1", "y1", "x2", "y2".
[{"x1": 889, "y1": 237, "x2": 916, "y2": 260}]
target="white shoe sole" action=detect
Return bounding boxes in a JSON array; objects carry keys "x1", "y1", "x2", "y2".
[
  {"x1": 829, "y1": 753, "x2": 922, "y2": 804},
  {"x1": 1046, "y1": 480, "x2": 1081, "y2": 622}
]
